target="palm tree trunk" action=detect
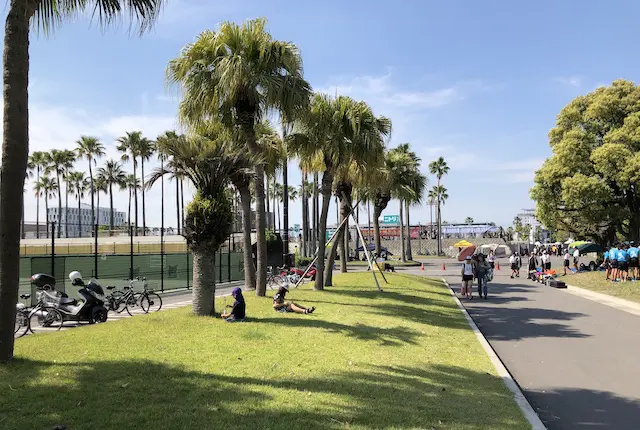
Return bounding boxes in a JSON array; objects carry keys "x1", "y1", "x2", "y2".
[
  {"x1": 342, "y1": 207, "x2": 349, "y2": 273},
  {"x1": 96, "y1": 189, "x2": 100, "y2": 229},
  {"x1": 314, "y1": 170, "x2": 333, "y2": 291},
  {"x1": 65, "y1": 182, "x2": 70, "y2": 237},
  {"x1": 77, "y1": 193, "x2": 81, "y2": 237},
  {"x1": 175, "y1": 179, "x2": 181, "y2": 234},
  {"x1": 436, "y1": 177, "x2": 441, "y2": 255},
  {"x1": 45, "y1": 199, "x2": 49, "y2": 239},
  {"x1": 313, "y1": 172, "x2": 319, "y2": 250},
  {"x1": 282, "y1": 155, "x2": 289, "y2": 264},
  {"x1": 265, "y1": 176, "x2": 271, "y2": 230},
  {"x1": 133, "y1": 159, "x2": 138, "y2": 236},
  {"x1": 180, "y1": 179, "x2": 185, "y2": 233},
  {"x1": 301, "y1": 173, "x2": 307, "y2": 257},
  {"x1": 276, "y1": 198, "x2": 281, "y2": 233},
  {"x1": 272, "y1": 177, "x2": 277, "y2": 233},
  {"x1": 325, "y1": 225, "x2": 343, "y2": 286},
  {"x1": 374, "y1": 204, "x2": 383, "y2": 256},
  {"x1": 56, "y1": 172, "x2": 62, "y2": 238},
  {"x1": 109, "y1": 183, "x2": 114, "y2": 235},
  {"x1": 36, "y1": 170, "x2": 40, "y2": 239},
  {"x1": 191, "y1": 248, "x2": 216, "y2": 316},
  {"x1": 239, "y1": 185, "x2": 256, "y2": 290},
  {"x1": 21, "y1": 193, "x2": 25, "y2": 239},
  {"x1": 89, "y1": 158, "x2": 95, "y2": 233},
  {"x1": 399, "y1": 200, "x2": 406, "y2": 262},
  {"x1": 141, "y1": 158, "x2": 146, "y2": 236},
  {"x1": 405, "y1": 200, "x2": 413, "y2": 261}
]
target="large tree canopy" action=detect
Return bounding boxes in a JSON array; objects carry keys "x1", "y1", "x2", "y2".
[{"x1": 531, "y1": 79, "x2": 640, "y2": 244}]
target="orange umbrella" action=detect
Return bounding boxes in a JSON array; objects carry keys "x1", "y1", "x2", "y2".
[{"x1": 457, "y1": 245, "x2": 477, "y2": 261}]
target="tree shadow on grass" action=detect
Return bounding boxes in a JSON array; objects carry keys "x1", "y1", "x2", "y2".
[
  {"x1": 0, "y1": 360, "x2": 530, "y2": 430},
  {"x1": 258, "y1": 317, "x2": 421, "y2": 346}
]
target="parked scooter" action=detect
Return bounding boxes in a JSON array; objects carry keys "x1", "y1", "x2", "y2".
[{"x1": 31, "y1": 271, "x2": 109, "y2": 324}]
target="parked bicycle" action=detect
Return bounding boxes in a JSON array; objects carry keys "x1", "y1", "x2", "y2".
[
  {"x1": 14, "y1": 294, "x2": 32, "y2": 338},
  {"x1": 266, "y1": 266, "x2": 288, "y2": 289},
  {"x1": 105, "y1": 277, "x2": 162, "y2": 315},
  {"x1": 27, "y1": 288, "x2": 65, "y2": 334}
]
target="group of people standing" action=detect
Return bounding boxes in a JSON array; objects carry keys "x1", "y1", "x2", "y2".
[
  {"x1": 460, "y1": 251, "x2": 495, "y2": 299},
  {"x1": 603, "y1": 243, "x2": 639, "y2": 282}
]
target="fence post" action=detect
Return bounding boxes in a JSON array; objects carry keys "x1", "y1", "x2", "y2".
[
  {"x1": 94, "y1": 223, "x2": 99, "y2": 278},
  {"x1": 129, "y1": 226, "x2": 134, "y2": 280},
  {"x1": 51, "y1": 222, "x2": 55, "y2": 277},
  {"x1": 227, "y1": 236, "x2": 231, "y2": 282}
]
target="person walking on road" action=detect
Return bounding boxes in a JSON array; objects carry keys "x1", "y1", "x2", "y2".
[
  {"x1": 515, "y1": 252, "x2": 522, "y2": 277},
  {"x1": 563, "y1": 249, "x2": 571, "y2": 276},
  {"x1": 461, "y1": 256, "x2": 475, "y2": 299},
  {"x1": 509, "y1": 253, "x2": 517, "y2": 278},
  {"x1": 573, "y1": 248, "x2": 580, "y2": 272},
  {"x1": 475, "y1": 254, "x2": 491, "y2": 299},
  {"x1": 487, "y1": 250, "x2": 495, "y2": 270}
]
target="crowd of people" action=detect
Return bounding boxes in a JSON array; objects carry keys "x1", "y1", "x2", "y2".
[{"x1": 603, "y1": 243, "x2": 639, "y2": 282}]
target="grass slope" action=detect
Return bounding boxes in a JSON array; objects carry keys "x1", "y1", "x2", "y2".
[
  {"x1": 567, "y1": 271, "x2": 640, "y2": 304},
  {"x1": 1, "y1": 273, "x2": 529, "y2": 430}
]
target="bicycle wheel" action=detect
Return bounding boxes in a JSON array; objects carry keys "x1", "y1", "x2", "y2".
[
  {"x1": 14, "y1": 309, "x2": 30, "y2": 338},
  {"x1": 125, "y1": 293, "x2": 144, "y2": 316},
  {"x1": 267, "y1": 274, "x2": 284, "y2": 290},
  {"x1": 29, "y1": 307, "x2": 63, "y2": 334},
  {"x1": 139, "y1": 292, "x2": 162, "y2": 313}
]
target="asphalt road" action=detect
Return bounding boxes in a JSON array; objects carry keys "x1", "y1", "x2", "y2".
[{"x1": 406, "y1": 257, "x2": 640, "y2": 430}]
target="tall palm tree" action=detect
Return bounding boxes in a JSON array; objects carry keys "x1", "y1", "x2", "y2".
[
  {"x1": 137, "y1": 137, "x2": 155, "y2": 235},
  {"x1": 62, "y1": 158, "x2": 76, "y2": 237},
  {"x1": 0, "y1": 0, "x2": 164, "y2": 362},
  {"x1": 97, "y1": 160, "x2": 126, "y2": 234},
  {"x1": 45, "y1": 149, "x2": 74, "y2": 238},
  {"x1": 167, "y1": 18, "x2": 312, "y2": 297},
  {"x1": 116, "y1": 131, "x2": 143, "y2": 235},
  {"x1": 431, "y1": 185, "x2": 449, "y2": 241},
  {"x1": 427, "y1": 188, "x2": 438, "y2": 240},
  {"x1": 27, "y1": 151, "x2": 49, "y2": 239},
  {"x1": 153, "y1": 131, "x2": 187, "y2": 234},
  {"x1": 94, "y1": 176, "x2": 108, "y2": 229},
  {"x1": 69, "y1": 172, "x2": 89, "y2": 237},
  {"x1": 429, "y1": 157, "x2": 449, "y2": 255},
  {"x1": 76, "y1": 136, "x2": 105, "y2": 234},
  {"x1": 298, "y1": 174, "x2": 313, "y2": 257},
  {"x1": 121, "y1": 174, "x2": 141, "y2": 230},
  {"x1": 34, "y1": 176, "x2": 57, "y2": 239},
  {"x1": 148, "y1": 133, "x2": 254, "y2": 315},
  {"x1": 289, "y1": 94, "x2": 389, "y2": 289}
]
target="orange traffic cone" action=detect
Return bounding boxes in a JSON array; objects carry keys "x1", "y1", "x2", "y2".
[
  {"x1": 442, "y1": 262, "x2": 446, "y2": 271},
  {"x1": 496, "y1": 262, "x2": 501, "y2": 271},
  {"x1": 421, "y1": 263, "x2": 425, "y2": 271}
]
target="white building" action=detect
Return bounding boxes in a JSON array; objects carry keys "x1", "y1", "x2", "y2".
[
  {"x1": 516, "y1": 209, "x2": 548, "y2": 243},
  {"x1": 47, "y1": 204, "x2": 126, "y2": 237}
]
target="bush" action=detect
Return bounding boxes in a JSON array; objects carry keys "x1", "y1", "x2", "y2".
[{"x1": 295, "y1": 251, "x2": 313, "y2": 268}]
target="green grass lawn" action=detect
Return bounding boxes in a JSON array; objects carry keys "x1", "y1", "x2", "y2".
[
  {"x1": 567, "y1": 271, "x2": 640, "y2": 304},
  {"x1": 1, "y1": 273, "x2": 529, "y2": 430}
]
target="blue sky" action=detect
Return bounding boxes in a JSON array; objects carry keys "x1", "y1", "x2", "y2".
[{"x1": 13, "y1": 0, "x2": 640, "y2": 229}]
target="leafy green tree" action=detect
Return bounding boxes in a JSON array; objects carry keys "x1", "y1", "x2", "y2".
[
  {"x1": 0, "y1": 0, "x2": 163, "y2": 362},
  {"x1": 429, "y1": 157, "x2": 449, "y2": 255},
  {"x1": 27, "y1": 151, "x2": 50, "y2": 238},
  {"x1": 76, "y1": 136, "x2": 105, "y2": 231},
  {"x1": 167, "y1": 18, "x2": 311, "y2": 297},
  {"x1": 97, "y1": 160, "x2": 126, "y2": 234},
  {"x1": 532, "y1": 80, "x2": 640, "y2": 243}
]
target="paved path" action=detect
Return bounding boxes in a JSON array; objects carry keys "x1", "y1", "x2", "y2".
[{"x1": 406, "y1": 258, "x2": 640, "y2": 429}]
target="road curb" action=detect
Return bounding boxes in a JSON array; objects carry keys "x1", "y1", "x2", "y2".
[
  {"x1": 440, "y1": 277, "x2": 547, "y2": 430},
  {"x1": 564, "y1": 283, "x2": 640, "y2": 317}
]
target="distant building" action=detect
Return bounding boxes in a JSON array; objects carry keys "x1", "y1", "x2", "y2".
[
  {"x1": 47, "y1": 204, "x2": 126, "y2": 237},
  {"x1": 516, "y1": 209, "x2": 549, "y2": 243}
]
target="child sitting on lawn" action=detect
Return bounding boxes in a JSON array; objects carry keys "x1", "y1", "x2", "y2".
[
  {"x1": 273, "y1": 285, "x2": 316, "y2": 314},
  {"x1": 221, "y1": 287, "x2": 246, "y2": 322}
]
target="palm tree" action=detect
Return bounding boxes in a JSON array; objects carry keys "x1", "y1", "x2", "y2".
[
  {"x1": 298, "y1": 174, "x2": 313, "y2": 257},
  {"x1": 289, "y1": 94, "x2": 389, "y2": 289},
  {"x1": 45, "y1": 149, "x2": 75, "y2": 238},
  {"x1": 34, "y1": 176, "x2": 58, "y2": 239},
  {"x1": 431, "y1": 185, "x2": 449, "y2": 242},
  {"x1": 76, "y1": 136, "x2": 105, "y2": 234},
  {"x1": 69, "y1": 172, "x2": 89, "y2": 237},
  {"x1": 148, "y1": 133, "x2": 254, "y2": 315},
  {"x1": 94, "y1": 176, "x2": 108, "y2": 229},
  {"x1": 465, "y1": 217, "x2": 474, "y2": 224},
  {"x1": 0, "y1": 0, "x2": 164, "y2": 362},
  {"x1": 428, "y1": 157, "x2": 449, "y2": 255},
  {"x1": 121, "y1": 174, "x2": 141, "y2": 230},
  {"x1": 153, "y1": 132, "x2": 187, "y2": 234},
  {"x1": 167, "y1": 18, "x2": 312, "y2": 297},
  {"x1": 116, "y1": 131, "x2": 143, "y2": 235},
  {"x1": 27, "y1": 151, "x2": 49, "y2": 238},
  {"x1": 62, "y1": 158, "x2": 76, "y2": 237},
  {"x1": 137, "y1": 137, "x2": 155, "y2": 236},
  {"x1": 97, "y1": 160, "x2": 126, "y2": 234}
]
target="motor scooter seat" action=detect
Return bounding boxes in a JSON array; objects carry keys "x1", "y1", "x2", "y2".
[{"x1": 60, "y1": 297, "x2": 77, "y2": 306}]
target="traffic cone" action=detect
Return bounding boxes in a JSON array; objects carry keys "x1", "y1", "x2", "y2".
[
  {"x1": 421, "y1": 263, "x2": 425, "y2": 271},
  {"x1": 496, "y1": 262, "x2": 501, "y2": 271},
  {"x1": 442, "y1": 262, "x2": 446, "y2": 271}
]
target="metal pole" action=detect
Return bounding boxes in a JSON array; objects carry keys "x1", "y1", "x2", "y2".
[
  {"x1": 51, "y1": 222, "x2": 55, "y2": 277},
  {"x1": 129, "y1": 225, "x2": 134, "y2": 280},
  {"x1": 282, "y1": 125, "x2": 290, "y2": 267},
  {"x1": 94, "y1": 223, "x2": 98, "y2": 278},
  {"x1": 161, "y1": 157, "x2": 165, "y2": 292}
]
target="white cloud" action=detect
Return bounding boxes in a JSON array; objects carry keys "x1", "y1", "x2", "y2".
[
  {"x1": 383, "y1": 87, "x2": 462, "y2": 108},
  {"x1": 553, "y1": 75, "x2": 583, "y2": 87}
]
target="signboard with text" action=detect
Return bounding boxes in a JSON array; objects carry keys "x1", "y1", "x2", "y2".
[{"x1": 382, "y1": 215, "x2": 400, "y2": 224}]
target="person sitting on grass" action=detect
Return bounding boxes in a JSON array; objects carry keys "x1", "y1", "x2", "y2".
[
  {"x1": 221, "y1": 287, "x2": 246, "y2": 322},
  {"x1": 273, "y1": 285, "x2": 316, "y2": 314}
]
